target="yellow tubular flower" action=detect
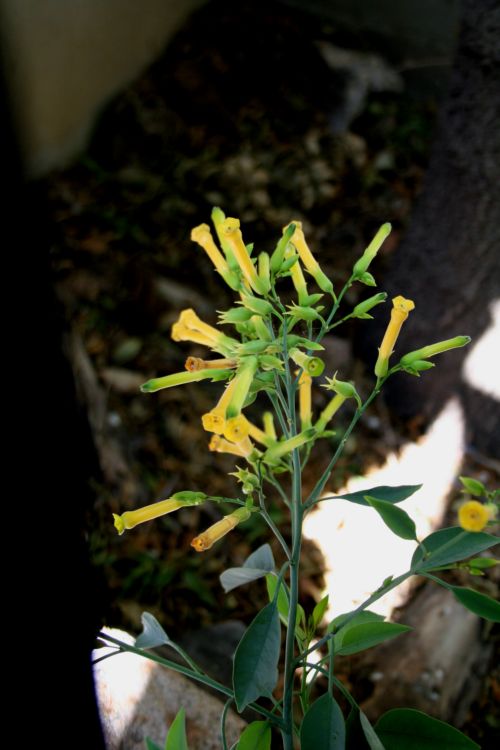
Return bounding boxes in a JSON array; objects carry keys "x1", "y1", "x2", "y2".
[
  {"x1": 113, "y1": 496, "x2": 203, "y2": 535},
  {"x1": 263, "y1": 411, "x2": 277, "y2": 440},
  {"x1": 185, "y1": 357, "x2": 237, "y2": 372},
  {"x1": 458, "y1": 501, "x2": 490, "y2": 532},
  {"x1": 286, "y1": 221, "x2": 316, "y2": 273},
  {"x1": 221, "y1": 218, "x2": 266, "y2": 294},
  {"x1": 225, "y1": 356, "x2": 259, "y2": 419},
  {"x1": 233, "y1": 415, "x2": 275, "y2": 447},
  {"x1": 224, "y1": 415, "x2": 251, "y2": 443},
  {"x1": 209, "y1": 434, "x2": 253, "y2": 457},
  {"x1": 286, "y1": 247, "x2": 309, "y2": 304},
  {"x1": 314, "y1": 393, "x2": 346, "y2": 432},
  {"x1": 201, "y1": 375, "x2": 240, "y2": 434},
  {"x1": 171, "y1": 323, "x2": 216, "y2": 347},
  {"x1": 287, "y1": 221, "x2": 334, "y2": 294},
  {"x1": 191, "y1": 507, "x2": 251, "y2": 552},
  {"x1": 177, "y1": 309, "x2": 222, "y2": 344},
  {"x1": 374, "y1": 295, "x2": 415, "y2": 378},
  {"x1": 298, "y1": 370, "x2": 312, "y2": 429},
  {"x1": 191, "y1": 223, "x2": 230, "y2": 276}
]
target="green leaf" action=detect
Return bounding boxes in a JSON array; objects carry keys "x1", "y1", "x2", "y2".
[
  {"x1": 335, "y1": 485, "x2": 421, "y2": 507},
  {"x1": 328, "y1": 609, "x2": 385, "y2": 634},
  {"x1": 135, "y1": 612, "x2": 170, "y2": 649},
  {"x1": 166, "y1": 708, "x2": 189, "y2": 750},
  {"x1": 375, "y1": 708, "x2": 480, "y2": 749},
  {"x1": 220, "y1": 544, "x2": 275, "y2": 593},
  {"x1": 346, "y1": 708, "x2": 385, "y2": 750},
  {"x1": 233, "y1": 600, "x2": 281, "y2": 711},
  {"x1": 366, "y1": 496, "x2": 418, "y2": 541},
  {"x1": 311, "y1": 594, "x2": 329, "y2": 630},
  {"x1": 335, "y1": 621, "x2": 411, "y2": 656},
  {"x1": 451, "y1": 586, "x2": 500, "y2": 622},
  {"x1": 266, "y1": 574, "x2": 306, "y2": 638},
  {"x1": 359, "y1": 712, "x2": 386, "y2": 750},
  {"x1": 411, "y1": 527, "x2": 499, "y2": 571},
  {"x1": 145, "y1": 739, "x2": 163, "y2": 750},
  {"x1": 300, "y1": 693, "x2": 346, "y2": 750},
  {"x1": 236, "y1": 721, "x2": 272, "y2": 750},
  {"x1": 466, "y1": 557, "x2": 498, "y2": 569},
  {"x1": 459, "y1": 477, "x2": 485, "y2": 497}
]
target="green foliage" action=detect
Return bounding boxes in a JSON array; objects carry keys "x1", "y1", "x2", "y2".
[
  {"x1": 233, "y1": 600, "x2": 281, "y2": 711},
  {"x1": 165, "y1": 708, "x2": 189, "y2": 750},
  {"x1": 300, "y1": 694, "x2": 345, "y2": 750},
  {"x1": 411, "y1": 527, "x2": 498, "y2": 571},
  {"x1": 107, "y1": 211, "x2": 498, "y2": 749},
  {"x1": 374, "y1": 708, "x2": 480, "y2": 749},
  {"x1": 365, "y1": 496, "x2": 418, "y2": 541},
  {"x1": 236, "y1": 721, "x2": 272, "y2": 750}
]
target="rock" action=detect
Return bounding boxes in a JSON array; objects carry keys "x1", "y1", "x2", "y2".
[{"x1": 94, "y1": 629, "x2": 246, "y2": 750}]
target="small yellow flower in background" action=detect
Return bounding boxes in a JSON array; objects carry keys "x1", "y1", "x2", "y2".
[
  {"x1": 374, "y1": 295, "x2": 415, "y2": 378},
  {"x1": 191, "y1": 506, "x2": 251, "y2": 552},
  {"x1": 458, "y1": 500, "x2": 490, "y2": 532}
]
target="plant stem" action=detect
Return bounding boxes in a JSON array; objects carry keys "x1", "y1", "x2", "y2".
[
  {"x1": 281, "y1": 349, "x2": 302, "y2": 749},
  {"x1": 295, "y1": 569, "x2": 413, "y2": 664},
  {"x1": 97, "y1": 631, "x2": 283, "y2": 727}
]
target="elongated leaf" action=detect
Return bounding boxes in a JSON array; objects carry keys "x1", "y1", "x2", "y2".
[
  {"x1": 451, "y1": 585, "x2": 500, "y2": 622},
  {"x1": 236, "y1": 721, "x2": 271, "y2": 750},
  {"x1": 220, "y1": 544, "x2": 275, "y2": 593},
  {"x1": 335, "y1": 621, "x2": 411, "y2": 656},
  {"x1": 328, "y1": 609, "x2": 384, "y2": 634},
  {"x1": 334, "y1": 485, "x2": 421, "y2": 507},
  {"x1": 166, "y1": 708, "x2": 189, "y2": 750},
  {"x1": 233, "y1": 601, "x2": 281, "y2": 711},
  {"x1": 311, "y1": 594, "x2": 329, "y2": 630},
  {"x1": 266, "y1": 574, "x2": 306, "y2": 638},
  {"x1": 411, "y1": 527, "x2": 499, "y2": 571},
  {"x1": 366, "y1": 496, "x2": 417, "y2": 541},
  {"x1": 459, "y1": 477, "x2": 485, "y2": 496},
  {"x1": 360, "y1": 712, "x2": 386, "y2": 750},
  {"x1": 301, "y1": 693, "x2": 345, "y2": 750},
  {"x1": 136, "y1": 612, "x2": 170, "y2": 649},
  {"x1": 145, "y1": 739, "x2": 163, "y2": 750},
  {"x1": 375, "y1": 708, "x2": 479, "y2": 749}
]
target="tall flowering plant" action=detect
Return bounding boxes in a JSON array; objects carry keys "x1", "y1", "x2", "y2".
[{"x1": 101, "y1": 209, "x2": 499, "y2": 750}]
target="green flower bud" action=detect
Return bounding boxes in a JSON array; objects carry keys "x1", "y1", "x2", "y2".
[
  {"x1": 218, "y1": 307, "x2": 253, "y2": 324},
  {"x1": 258, "y1": 252, "x2": 271, "y2": 293},
  {"x1": 399, "y1": 336, "x2": 471, "y2": 365},
  {"x1": 289, "y1": 347, "x2": 325, "y2": 377},
  {"x1": 352, "y1": 223, "x2": 391, "y2": 276},
  {"x1": 270, "y1": 222, "x2": 296, "y2": 273},
  {"x1": 351, "y1": 292, "x2": 387, "y2": 319},
  {"x1": 238, "y1": 295, "x2": 274, "y2": 316},
  {"x1": 286, "y1": 304, "x2": 324, "y2": 322},
  {"x1": 321, "y1": 372, "x2": 361, "y2": 407},
  {"x1": 357, "y1": 271, "x2": 377, "y2": 287}
]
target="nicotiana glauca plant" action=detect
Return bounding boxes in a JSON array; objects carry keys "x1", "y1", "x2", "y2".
[{"x1": 100, "y1": 209, "x2": 500, "y2": 750}]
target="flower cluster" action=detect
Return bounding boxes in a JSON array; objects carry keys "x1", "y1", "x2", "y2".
[{"x1": 113, "y1": 209, "x2": 470, "y2": 551}]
